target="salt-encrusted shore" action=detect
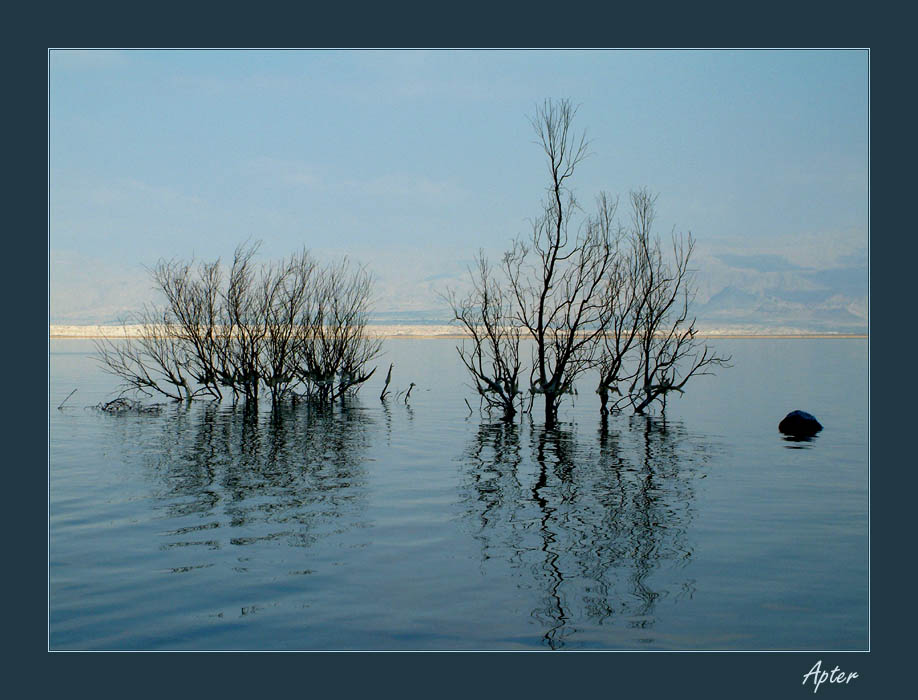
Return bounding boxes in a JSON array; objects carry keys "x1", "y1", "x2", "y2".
[
  {"x1": 49, "y1": 324, "x2": 467, "y2": 338},
  {"x1": 49, "y1": 324, "x2": 867, "y2": 340}
]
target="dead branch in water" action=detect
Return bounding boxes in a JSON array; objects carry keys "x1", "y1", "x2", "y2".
[
  {"x1": 58, "y1": 389, "x2": 77, "y2": 410},
  {"x1": 395, "y1": 382, "x2": 417, "y2": 403},
  {"x1": 380, "y1": 363, "x2": 393, "y2": 401}
]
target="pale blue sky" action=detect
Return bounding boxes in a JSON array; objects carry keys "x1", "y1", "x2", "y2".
[{"x1": 49, "y1": 49, "x2": 868, "y2": 326}]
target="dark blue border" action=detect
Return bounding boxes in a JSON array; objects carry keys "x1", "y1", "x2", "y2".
[{"x1": 20, "y1": 7, "x2": 909, "y2": 698}]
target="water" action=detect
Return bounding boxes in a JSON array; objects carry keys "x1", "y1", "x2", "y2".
[{"x1": 49, "y1": 338, "x2": 868, "y2": 650}]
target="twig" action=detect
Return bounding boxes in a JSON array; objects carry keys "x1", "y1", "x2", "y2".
[
  {"x1": 464, "y1": 398, "x2": 473, "y2": 415},
  {"x1": 404, "y1": 382, "x2": 416, "y2": 404},
  {"x1": 58, "y1": 388, "x2": 77, "y2": 410}
]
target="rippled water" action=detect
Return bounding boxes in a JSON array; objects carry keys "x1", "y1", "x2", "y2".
[{"x1": 49, "y1": 338, "x2": 868, "y2": 650}]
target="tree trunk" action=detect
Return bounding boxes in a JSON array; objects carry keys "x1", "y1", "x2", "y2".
[{"x1": 633, "y1": 390, "x2": 658, "y2": 415}]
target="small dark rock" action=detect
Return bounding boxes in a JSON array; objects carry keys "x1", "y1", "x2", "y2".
[{"x1": 779, "y1": 410, "x2": 823, "y2": 437}]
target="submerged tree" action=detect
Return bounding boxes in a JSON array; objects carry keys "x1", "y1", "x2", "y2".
[
  {"x1": 452, "y1": 100, "x2": 728, "y2": 423},
  {"x1": 293, "y1": 257, "x2": 382, "y2": 403},
  {"x1": 149, "y1": 254, "x2": 225, "y2": 400},
  {"x1": 448, "y1": 251, "x2": 523, "y2": 420},
  {"x1": 95, "y1": 242, "x2": 382, "y2": 407},
  {"x1": 503, "y1": 99, "x2": 619, "y2": 428},
  {"x1": 609, "y1": 188, "x2": 731, "y2": 414},
  {"x1": 257, "y1": 248, "x2": 317, "y2": 406},
  {"x1": 590, "y1": 190, "x2": 647, "y2": 415}
]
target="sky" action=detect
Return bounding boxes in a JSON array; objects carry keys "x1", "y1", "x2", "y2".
[{"x1": 49, "y1": 49, "x2": 869, "y2": 330}]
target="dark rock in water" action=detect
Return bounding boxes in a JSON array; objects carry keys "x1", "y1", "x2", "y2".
[{"x1": 779, "y1": 410, "x2": 823, "y2": 437}]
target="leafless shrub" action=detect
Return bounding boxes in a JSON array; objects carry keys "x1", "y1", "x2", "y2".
[
  {"x1": 448, "y1": 251, "x2": 523, "y2": 420},
  {"x1": 607, "y1": 188, "x2": 732, "y2": 415},
  {"x1": 95, "y1": 242, "x2": 381, "y2": 408},
  {"x1": 293, "y1": 258, "x2": 382, "y2": 403},
  {"x1": 452, "y1": 101, "x2": 729, "y2": 423},
  {"x1": 258, "y1": 248, "x2": 317, "y2": 406}
]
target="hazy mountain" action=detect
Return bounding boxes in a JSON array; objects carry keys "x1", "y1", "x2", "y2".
[
  {"x1": 49, "y1": 250, "x2": 155, "y2": 325},
  {"x1": 49, "y1": 240, "x2": 868, "y2": 334},
  {"x1": 692, "y1": 246, "x2": 867, "y2": 332}
]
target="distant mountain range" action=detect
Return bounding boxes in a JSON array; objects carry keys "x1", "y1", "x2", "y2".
[
  {"x1": 690, "y1": 248, "x2": 867, "y2": 333},
  {"x1": 695, "y1": 285, "x2": 866, "y2": 333},
  {"x1": 50, "y1": 243, "x2": 868, "y2": 334}
]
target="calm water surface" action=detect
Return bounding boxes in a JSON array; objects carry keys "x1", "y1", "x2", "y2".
[{"x1": 49, "y1": 338, "x2": 868, "y2": 650}]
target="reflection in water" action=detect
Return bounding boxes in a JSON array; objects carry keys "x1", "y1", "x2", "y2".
[
  {"x1": 460, "y1": 415, "x2": 710, "y2": 649},
  {"x1": 137, "y1": 400, "x2": 375, "y2": 560},
  {"x1": 782, "y1": 433, "x2": 819, "y2": 449}
]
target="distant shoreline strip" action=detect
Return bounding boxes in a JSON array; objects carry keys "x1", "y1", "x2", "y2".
[{"x1": 48, "y1": 325, "x2": 868, "y2": 340}]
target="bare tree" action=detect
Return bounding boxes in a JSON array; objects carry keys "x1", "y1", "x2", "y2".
[
  {"x1": 221, "y1": 242, "x2": 267, "y2": 403},
  {"x1": 503, "y1": 99, "x2": 617, "y2": 428},
  {"x1": 595, "y1": 193, "x2": 646, "y2": 415},
  {"x1": 149, "y1": 256, "x2": 224, "y2": 400},
  {"x1": 450, "y1": 103, "x2": 728, "y2": 424},
  {"x1": 612, "y1": 188, "x2": 731, "y2": 414},
  {"x1": 95, "y1": 242, "x2": 381, "y2": 408},
  {"x1": 258, "y1": 249, "x2": 316, "y2": 406},
  {"x1": 328, "y1": 260, "x2": 383, "y2": 399},
  {"x1": 292, "y1": 258, "x2": 382, "y2": 403},
  {"x1": 448, "y1": 251, "x2": 523, "y2": 420}
]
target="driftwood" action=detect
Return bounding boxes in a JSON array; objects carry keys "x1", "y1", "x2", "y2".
[
  {"x1": 57, "y1": 389, "x2": 77, "y2": 410},
  {"x1": 394, "y1": 381, "x2": 417, "y2": 404}
]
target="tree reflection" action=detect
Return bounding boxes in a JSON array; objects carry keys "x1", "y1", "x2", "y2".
[
  {"x1": 460, "y1": 415, "x2": 706, "y2": 648},
  {"x1": 139, "y1": 400, "x2": 375, "y2": 554}
]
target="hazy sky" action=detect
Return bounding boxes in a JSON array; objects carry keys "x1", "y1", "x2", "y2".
[{"x1": 49, "y1": 49, "x2": 868, "y2": 324}]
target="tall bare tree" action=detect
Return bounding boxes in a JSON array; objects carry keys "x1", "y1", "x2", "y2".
[
  {"x1": 452, "y1": 104, "x2": 729, "y2": 422},
  {"x1": 503, "y1": 99, "x2": 617, "y2": 428}
]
